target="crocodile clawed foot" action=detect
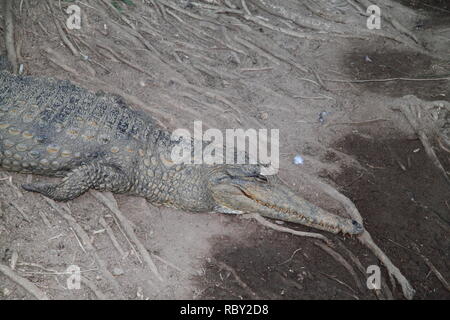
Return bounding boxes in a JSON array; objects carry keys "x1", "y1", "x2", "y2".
[{"x1": 22, "y1": 182, "x2": 74, "y2": 201}]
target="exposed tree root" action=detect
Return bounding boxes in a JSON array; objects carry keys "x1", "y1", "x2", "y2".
[
  {"x1": 44, "y1": 198, "x2": 124, "y2": 299},
  {"x1": 297, "y1": 173, "x2": 415, "y2": 299},
  {"x1": 3, "y1": 0, "x2": 443, "y2": 300},
  {"x1": 214, "y1": 5, "x2": 326, "y2": 41},
  {"x1": 99, "y1": 216, "x2": 126, "y2": 258},
  {"x1": 314, "y1": 241, "x2": 364, "y2": 292},
  {"x1": 249, "y1": 0, "x2": 338, "y2": 33},
  {"x1": 155, "y1": 0, "x2": 222, "y2": 26},
  {"x1": 324, "y1": 77, "x2": 450, "y2": 83},
  {"x1": 337, "y1": 239, "x2": 394, "y2": 300},
  {"x1": 2, "y1": 0, "x2": 19, "y2": 73},
  {"x1": 0, "y1": 264, "x2": 50, "y2": 300},
  {"x1": 46, "y1": 0, "x2": 78, "y2": 56},
  {"x1": 91, "y1": 191, "x2": 164, "y2": 282},
  {"x1": 399, "y1": 101, "x2": 450, "y2": 185},
  {"x1": 419, "y1": 253, "x2": 450, "y2": 292},
  {"x1": 248, "y1": 213, "x2": 332, "y2": 245},
  {"x1": 96, "y1": 43, "x2": 155, "y2": 78},
  {"x1": 43, "y1": 47, "x2": 80, "y2": 76}
]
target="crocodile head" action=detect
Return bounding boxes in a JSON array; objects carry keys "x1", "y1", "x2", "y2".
[{"x1": 207, "y1": 165, "x2": 364, "y2": 235}]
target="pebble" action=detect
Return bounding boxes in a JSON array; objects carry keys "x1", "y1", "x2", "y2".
[
  {"x1": 293, "y1": 155, "x2": 304, "y2": 165},
  {"x1": 3, "y1": 288, "x2": 11, "y2": 297},
  {"x1": 113, "y1": 267, "x2": 124, "y2": 276},
  {"x1": 259, "y1": 111, "x2": 269, "y2": 120},
  {"x1": 319, "y1": 111, "x2": 328, "y2": 124}
]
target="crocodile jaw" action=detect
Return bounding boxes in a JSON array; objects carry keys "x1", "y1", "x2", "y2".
[{"x1": 210, "y1": 178, "x2": 364, "y2": 235}]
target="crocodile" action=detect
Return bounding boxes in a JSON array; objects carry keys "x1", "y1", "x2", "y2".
[{"x1": 0, "y1": 64, "x2": 364, "y2": 235}]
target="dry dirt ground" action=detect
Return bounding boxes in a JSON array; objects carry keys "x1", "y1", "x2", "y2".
[{"x1": 0, "y1": 0, "x2": 449, "y2": 300}]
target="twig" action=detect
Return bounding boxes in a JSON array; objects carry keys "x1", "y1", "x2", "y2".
[
  {"x1": 419, "y1": 254, "x2": 450, "y2": 292},
  {"x1": 400, "y1": 103, "x2": 450, "y2": 185},
  {"x1": 0, "y1": 264, "x2": 50, "y2": 300},
  {"x1": 278, "y1": 248, "x2": 302, "y2": 265},
  {"x1": 19, "y1": 268, "x2": 97, "y2": 275},
  {"x1": 324, "y1": 77, "x2": 450, "y2": 83},
  {"x1": 9, "y1": 201, "x2": 31, "y2": 222},
  {"x1": 99, "y1": 216, "x2": 126, "y2": 258},
  {"x1": 70, "y1": 227, "x2": 87, "y2": 254},
  {"x1": 406, "y1": 243, "x2": 450, "y2": 293},
  {"x1": 213, "y1": 258, "x2": 260, "y2": 299},
  {"x1": 44, "y1": 198, "x2": 124, "y2": 298},
  {"x1": 320, "y1": 272, "x2": 359, "y2": 299},
  {"x1": 437, "y1": 136, "x2": 450, "y2": 154},
  {"x1": 153, "y1": 254, "x2": 184, "y2": 273},
  {"x1": 38, "y1": 211, "x2": 52, "y2": 229},
  {"x1": 240, "y1": 67, "x2": 273, "y2": 72},
  {"x1": 327, "y1": 118, "x2": 390, "y2": 126},
  {"x1": 293, "y1": 95, "x2": 333, "y2": 100}
]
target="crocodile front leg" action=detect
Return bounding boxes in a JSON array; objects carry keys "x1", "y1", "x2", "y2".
[{"x1": 22, "y1": 162, "x2": 131, "y2": 201}]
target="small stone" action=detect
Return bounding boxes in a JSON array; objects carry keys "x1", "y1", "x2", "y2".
[
  {"x1": 293, "y1": 155, "x2": 304, "y2": 165},
  {"x1": 3, "y1": 288, "x2": 11, "y2": 297},
  {"x1": 259, "y1": 112, "x2": 269, "y2": 120},
  {"x1": 113, "y1": 267, "x2": 124, "y2": 276},
  {"x1": 319, "y1": 111, "x2": 328, "y2": 124}
]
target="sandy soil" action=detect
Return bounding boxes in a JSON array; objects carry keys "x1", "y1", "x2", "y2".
[{"x1": 0, "y1": 0, "x2": 448, "y2": 300}]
